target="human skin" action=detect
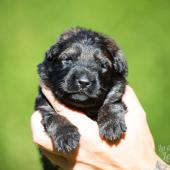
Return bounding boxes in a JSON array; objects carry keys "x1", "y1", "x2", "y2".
[{"x1": 31, "y1": 86, "x2": 169, "y2": 170}]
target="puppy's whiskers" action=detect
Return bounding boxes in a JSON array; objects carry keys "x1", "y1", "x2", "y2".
[{"x1": 55, "y1": 82, "x2": 64, "y2": 90}]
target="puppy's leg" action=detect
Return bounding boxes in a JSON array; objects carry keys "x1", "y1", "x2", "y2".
[
  {"x1": 97, "y1": 80, "x2": 127, "y2": 141},
  {"x1": 35, "y1": 90, "x2": 80, "y2": 153}
]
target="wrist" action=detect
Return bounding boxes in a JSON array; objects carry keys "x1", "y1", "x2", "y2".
[
  {"x1": 107, "y1": 150, "x2": 159, "y2": 170},
  {"x1": 138, "y1": 153, "x2": 169, "y2": 170}
]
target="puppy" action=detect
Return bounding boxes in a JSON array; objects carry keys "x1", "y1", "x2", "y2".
[{"x1": 35, "y1": 27, "x2": 128, "y2": 169}]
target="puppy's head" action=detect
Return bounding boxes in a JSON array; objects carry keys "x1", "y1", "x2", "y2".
[{"x1": 38, "y1": 28, "x2": 128, "y2": 108}]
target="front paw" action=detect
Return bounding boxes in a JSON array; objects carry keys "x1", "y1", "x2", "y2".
[
  {"x1": 53, "y1": 126, "x2": 80, "y2": 152},
  {"x1": 98, "y1": 117, "x2": 127, "y2": 141}
]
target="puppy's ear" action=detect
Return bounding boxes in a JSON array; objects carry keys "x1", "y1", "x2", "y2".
[
  {"x1": 45, "y1": 28, "x2": 81, "y2": 61},
  {"x1": 45, "y1": 44, "x2": 59, "y2": 61},
  {"x1": 59, "y1": 27, "x2": 82, "y2": 42},
  {"x1": 105, "y1": 38, "x2": 128, "y2": 77}
]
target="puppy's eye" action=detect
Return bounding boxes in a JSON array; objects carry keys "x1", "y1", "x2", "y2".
[
  {"x1": 62, "y1": 57, "x2": 73, "y2": 65},
  {"x1": 100, "y1": 63, "x2": 108, "y2": 73}
]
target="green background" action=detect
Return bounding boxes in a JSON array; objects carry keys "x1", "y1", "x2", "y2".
[{"x1": 0, "y1": 0, "x2": 170, "y2": 169}]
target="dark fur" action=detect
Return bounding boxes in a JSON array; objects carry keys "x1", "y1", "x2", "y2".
[{"x1": 34, "y1": 28, "x2": 128, "y2": 170}]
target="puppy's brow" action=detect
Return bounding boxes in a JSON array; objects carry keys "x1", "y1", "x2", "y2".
[{"x1": 59, "y1": 46, "x2": 81, "y2": 58}]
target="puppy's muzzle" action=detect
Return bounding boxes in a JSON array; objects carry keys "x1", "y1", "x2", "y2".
[{"x1": 66, "y1": 66, "x2": 96, "y2": 93}]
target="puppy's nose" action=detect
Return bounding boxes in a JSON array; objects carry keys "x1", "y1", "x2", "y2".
[{"x1": 78, "y1": 76, "x2": 91, "y2": 88}]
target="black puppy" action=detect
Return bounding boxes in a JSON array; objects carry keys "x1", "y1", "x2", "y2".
[{"x1": 35, "y1": 27, "x2": 128, "y2": 169}]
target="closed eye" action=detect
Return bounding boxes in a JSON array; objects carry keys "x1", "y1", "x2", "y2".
[
  {"x1": 62, "y1": 57, "x2": 73, "y2": 65},
  {"x1": 100, "y1": 62, "x2": 108, "y2": 73},
  {"x1": 101, "y1": 62, "x2": 107, "y2": 69},
  {"x1": 94, "y1": 55, "x2": 109, "y2": 73}
]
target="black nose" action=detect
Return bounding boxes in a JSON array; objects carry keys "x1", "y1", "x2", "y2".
[{"x1": 78, "y1": 76, "x2": 91, "y2": 88}]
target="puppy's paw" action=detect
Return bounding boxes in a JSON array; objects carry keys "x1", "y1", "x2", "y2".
[
  {"x1": 98, "y1": 117, "x2": 127, "y2": 141},
  {"x1": 98, "y1": 102, "x2": 127, "y2": 141},
  {"x1": 53, "y1": 126, "x2": 80, "y2": 152}
]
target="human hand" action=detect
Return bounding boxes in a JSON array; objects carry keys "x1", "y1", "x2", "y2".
[{"x1": 31, "y1": 86, "x2": 168, "y2": 170}]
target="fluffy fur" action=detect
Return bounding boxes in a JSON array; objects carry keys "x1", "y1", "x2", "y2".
[{"x1": 34, "y1": 27, "x2": 128, "y2": 170}]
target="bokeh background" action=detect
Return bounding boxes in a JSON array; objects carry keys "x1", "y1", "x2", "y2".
[{"x1": 0, "y1": 0, "x2": 170, "y2": 169}]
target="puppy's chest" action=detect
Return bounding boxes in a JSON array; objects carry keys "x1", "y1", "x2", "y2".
[{"x1": 80, "y1": 107, "x2": 100, "y2": 121}]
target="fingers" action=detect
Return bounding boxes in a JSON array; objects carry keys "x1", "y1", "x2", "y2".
[
  {"x1": 40, "y1": 85, "x2": 146, "y2": 133},
  {"x1": 39, "y1": 85, "x2": 148, "y2": 143},
  {"x1": 31, "y1": 111, "x2": 54, "y2": 152}
]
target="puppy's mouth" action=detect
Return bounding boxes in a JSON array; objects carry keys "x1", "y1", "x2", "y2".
[
  {"x1": 69, "y1": 89, "x2": 97, "y2": 102},
  {"x1": 62, "y1": 89, "x2": 104, "y2": 108}
]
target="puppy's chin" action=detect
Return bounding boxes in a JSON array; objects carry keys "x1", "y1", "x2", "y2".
[
  {"x1": 52, "y1": 86, "x2": 107, "y2": 108},
  {"x1": 71, "y1": 94, "x2": 89, "y2": 101}
]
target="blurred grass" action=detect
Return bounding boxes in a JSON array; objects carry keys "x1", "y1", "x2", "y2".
[{"x1": 0, "y1": 0, "x2": 170, "y2": 169}]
